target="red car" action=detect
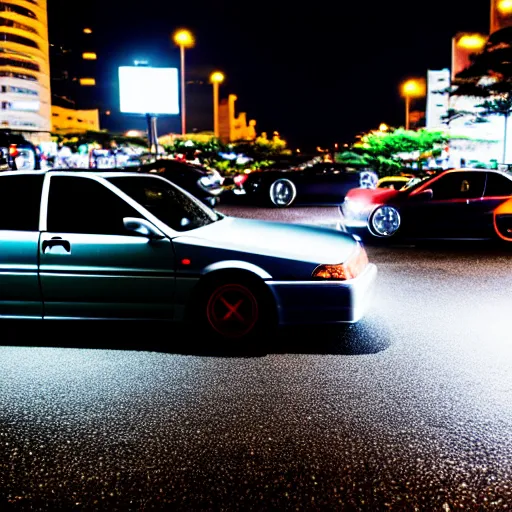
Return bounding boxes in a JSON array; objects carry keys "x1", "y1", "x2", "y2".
[{"x1": 341, "y1": 168, "x2": 512, "y2": 241}]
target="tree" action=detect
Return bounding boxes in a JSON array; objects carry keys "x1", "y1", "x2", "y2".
[
  {"x1": 444, "y1": 80, "x2": 512, "y2": 163},
  {"x1": 353, "y1": 128, "x2": 448, "y2": 175},
  {"x1": 438, "y1": 27, "x2": 512, "y2": 163}
]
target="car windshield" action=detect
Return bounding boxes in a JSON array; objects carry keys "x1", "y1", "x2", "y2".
[
  {"x1": 107, "y1": 175, "x2": 220, "y2": 232},
  {"x1": 401, "y1": 176, "x2": 432, "y2": 191}
]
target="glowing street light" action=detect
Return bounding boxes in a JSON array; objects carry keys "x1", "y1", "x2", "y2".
[
  {"x1": 173, "y1": 28, "x2": 195, "y2": 135},
  {"x1": 457, "y1": 33, "x2": 487, "y2": 51},
  {"x1": 401, "y1": 79, "x2": 426, "y2": 130},
  {"x1": 498, "y1": 0, "x2": 512, "y2": 14},
  {"x1": 379, "y1": 123, "x2": 389, "y2": 132},
  {"x1": 209, "y1": 71, "x2": 225, "y2": 138}
]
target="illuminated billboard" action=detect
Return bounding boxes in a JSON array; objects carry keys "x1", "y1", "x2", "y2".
[
  {"x1": 118, "y1": 66, "x2": 179, "y2": 115},
  {"x1": 491, "y1": 0, "x2": 512, "y2": 34},
  {"x1": 451, "y1": 33, "x2": 488, "y2": 80}
]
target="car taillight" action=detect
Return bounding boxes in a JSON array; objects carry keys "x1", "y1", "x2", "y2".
[
  {"x1": 9, "y1": 144, "x2": 19, "y2": 158},
  {"x1": 312, "y1": 244, "x2": 369, "y2": 280},
  {"x1": 234, "y1": 174, "x2": 248, "y2": 186}
]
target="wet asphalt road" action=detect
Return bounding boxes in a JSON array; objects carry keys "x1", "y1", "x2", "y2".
[{"x1": 1, "y1": 205, "x2": 512, "y2": 510}]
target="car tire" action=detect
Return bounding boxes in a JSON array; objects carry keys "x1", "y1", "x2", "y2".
[
  {"x1": 269, "y1": 178, "x2": 297, "y2": 207},
  {"x1": 189, "y1": 273, "x2": 277, "y2": 346},
  {"x1": 368, "y1": 205, "x2": 401, "y2": 238}
]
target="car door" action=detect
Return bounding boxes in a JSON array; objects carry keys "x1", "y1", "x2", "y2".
[
  {"x1": 404, "y1": 171, "x2": 487, "y2": 238},
  {"x1": 39, "y1": 173, "x2": 176, "y2": 320},
  {"x1": 475, "y1": 171, "x2": 512, "y2": 237},
  {"x1": 0, "y1": 173, "x2": 44, "y2": 318},
  {"x1": 300, "y1": 164, "x2": 340, "y2": 200}
]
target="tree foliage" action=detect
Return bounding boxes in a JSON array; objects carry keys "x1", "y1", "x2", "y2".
[{"x1": 349, "y1": 128, "x2": 448, "y2": 175}]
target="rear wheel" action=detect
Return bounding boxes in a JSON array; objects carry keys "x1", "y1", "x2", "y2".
[
  {"x1": 269, "y1": 178, "x2": 296, "y2": 207},
  {"x1": 369, "y1": 205, "x2": 401, "y2": 238}
]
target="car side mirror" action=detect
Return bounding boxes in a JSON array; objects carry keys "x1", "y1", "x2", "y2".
[
  {"x1": 123, "y1": 217, "x2": 165, "y2": 240},
  {"x1": 411, "y1": 189, "x2": 433, "y2": 201}
]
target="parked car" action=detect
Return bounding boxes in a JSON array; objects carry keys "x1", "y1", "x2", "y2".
[
  {"x1": 232, "y1": 162, "x2": 378, "y2": 207},
  {"x1": 376, "y1": 175, "x2": 416, "y2": 190},
  {"x1": 0, "y1": 130, "x2": 40, "y2": 171},
  {"x1": 0, "y1": 170, "x2": 377, "y2": 341},
  {"x1": 341, "y1": 168, "x2": 512, "y2": 241},
  {"x1": 128, "y1": 159, "x2": 225, "y2": 207}
]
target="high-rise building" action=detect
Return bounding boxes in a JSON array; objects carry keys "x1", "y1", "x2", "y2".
[
  {"x1": 49, "y1": 24, "x2": 98, "y2": 111},
  {"x1": 0, "y1": 0, "x2": 51, "y2": 142}
]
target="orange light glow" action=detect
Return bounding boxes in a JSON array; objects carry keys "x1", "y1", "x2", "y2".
[
  {"x1": 79, "y1": 78, "x2": 96, "y2": 86},
  {"x1": 83, "y1": 28, "x2": 92, "y2": 34},
  {"x1": 493, "y1": 198, "x2": 512, "y2": 241},
  {"x1": 82, "y1": 52, "x2": 97, "y2": 60},
  {"x1": 498, "y1": 0, "x2": 512, "y2": 14},
  {"x1": 209, "y1": 71, "x2": 225, "y2": 84},
  {"x1": 401, "y1": 79, "x2": 426, "y2": 98},
  {"x1": 173, "y1": 29, "x2": 195, "y2": 48},
  {"x1": 312, "y1": 246, "x2": 368, "y2": 280},
  {"x1": 457, "y1": 34, "x2": 487, "y2": 50}
]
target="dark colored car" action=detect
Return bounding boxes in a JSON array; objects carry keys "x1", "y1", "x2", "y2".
[
  {"x1": 0, "y1": 130, "x2": 40, "y2": 171},
  {"x1": 341, "y1": 168, "x2": 512, "y2": 241},
  {"x1": 129, "y1": 159, "x2": 225, "y2": 207},
  {"x1": 232, "y1": 162, "x2": 378, "y2": 207}
]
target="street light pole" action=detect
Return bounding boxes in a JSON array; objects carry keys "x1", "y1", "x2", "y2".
[
  {"x1": 401, "y1": 78, "x2": 426, "y2": 130},
  {"x1": 209, "y1": 71, "x2": 225, "y2": 139},
  {"x1": 179, "y1": 45, "x2": 186, "y2": 135},
  {"x1": 405, "y1": 95, "x2": 411, "y2": 130},
  {"x1": 213, "y1": 80, "x2": 219, "y2": 137},
  {"x1": 172, "y1": 29, "x2": 195, "y2": 137}
]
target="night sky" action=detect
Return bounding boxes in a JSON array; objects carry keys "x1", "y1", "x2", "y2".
[{"x1": 48, "y1": 0, "x2": 489, "y2": 150}]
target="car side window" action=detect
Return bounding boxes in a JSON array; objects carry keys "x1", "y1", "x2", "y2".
[
  {"x1": 429, "y1": 172, "x2": 486, "y2": 200},
  {"x1": 46, "y1": 175, "x2": 141, "y2": 235},
  {"x1": 0, "y1": 174, "x2": 44, "y2": 231},
  {"x1": 484, "y1": 172, "x2": 512, "y2": 197}
]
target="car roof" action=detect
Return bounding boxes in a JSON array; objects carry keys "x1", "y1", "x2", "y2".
[{"x1": 0, "y1": 170, "x2": 157, "y2": 179}]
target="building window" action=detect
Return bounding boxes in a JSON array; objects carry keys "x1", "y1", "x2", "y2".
[
  {"x1": 7, "y1": 85, "x2": 38, "y2": 96},
  {"x1": 0, "y1": 70, "x2": 38, "y2": 82},
  {"x1": 0, "y1": 57, "x2": 40, "y2": 72},
  {"x1": 79, "y1": 78, "x2": 96, "y2": 86},
  {"x1": 0, "y1": 4, "x2": 37, "y2": 20},
  {"x1": 0, "y1": 33, "x2": 39, "y2": 49},
  {"x1": 0, "y1": 17, "x2": 39, "y2": 35},
  {"x1": 82, "y1": 52, "x2": 97, "y2": 60}
]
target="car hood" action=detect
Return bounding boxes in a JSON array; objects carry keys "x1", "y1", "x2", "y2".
[
  {"x1": 345, "y1": 187, "x2": 399, "y2": 204},
  {"x1": 173, "y1": 216, "x2": 358, "y2": 264}
]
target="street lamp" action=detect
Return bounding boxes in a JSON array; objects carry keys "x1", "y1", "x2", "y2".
[
  {"x1": 209, "y1": 71, "x2": 225, "y2": 138},
  {"x1": 401, "y1": 79, "x2": 426, "y2": 130},
  {"x1": 498, "y1": 0, "x2": 512, "y2": 14},
  {"x1": 456, "y1": 33, "x2": 487, "y2": 51},
  {"x1": 172, "y1": 28, "x2": 195, "y2": 136}
]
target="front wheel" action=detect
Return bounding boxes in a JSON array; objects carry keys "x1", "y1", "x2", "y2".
[
  {"x1": 368, "y1": 205, "x2": 401, "y2": 238},
  {"x1": 192, "y1": 276, "x2": 276, "y2": 343},
  {"x1": 269, "y1": 178, "x2": 297, "y2": 207}
]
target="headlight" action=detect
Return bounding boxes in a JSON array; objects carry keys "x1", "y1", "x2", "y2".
[
  {"x1": 199, "y1": 176, "x2": 214, "y2": 186},
  {"x1": 343, "y1": 198, "x2": 367, "y2": 215},
  {"x1": 312, "y1": 244, "x2": 369, "y2": 280}
]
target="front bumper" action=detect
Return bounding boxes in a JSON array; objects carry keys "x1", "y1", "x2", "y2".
[{"x1": 267, "y1": 263, "x2": 377, "y2": 325}]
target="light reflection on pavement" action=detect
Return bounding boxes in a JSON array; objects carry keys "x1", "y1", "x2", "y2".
[{"x1": 0, "y1": 205, "x2": 511, "y2": 510}]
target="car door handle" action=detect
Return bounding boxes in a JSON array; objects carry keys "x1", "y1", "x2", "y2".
[{"x1": 42, "y1": 237, "x2": 71, "y2": 253}]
